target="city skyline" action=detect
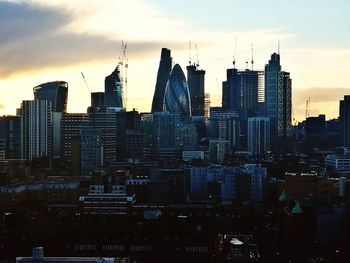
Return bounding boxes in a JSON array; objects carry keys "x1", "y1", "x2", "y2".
[{"x1": 1, "y1": 0, "x2": 350, "y2": 121}]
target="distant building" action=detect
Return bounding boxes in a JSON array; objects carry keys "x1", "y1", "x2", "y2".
[
  {"x1": 60, "y1": 113, "x2": 89, "y2": 162},
  {"x1": 180, "y1": 123, "x2": 197, "y2": 151},
  {"x1": 0, "y1": 116, "x2": 21, "y2": 160},
  {"x1": 33, "y1": 81, "x2": 68, "y2": 113},
  {"x1": 187, "y1": 64, "x2": 205, "y2": 116},
  {"x1": 340, "y1": 95, "x2": 350, "y2": 147},
  {"x1": 163, "y1": 64, "x2": 192, "y2": 117},
  {"x1": 209, "y1": 139, "x2": 229, "y2": 164},
  {"x1": 91, "y1": 92, "x2": 104, "y2": 108},
  {"x1": 278, "y1": 173, "x2": 337, "y2": 201},
  {"x1": 80, "y1": 127, "x2": 103, "y2": 177},
  {"x1": 264, "y1": 53, "x2": 292, "y2": 139},
  {"x1": 79, "y1": 185, "x2": 135, "y2": 215},
  {"x1": 182, "y1": 151, "x2": 204, "y2": 161},
  {"x1": 151, "y1": 48, "x2": 172, "y2": 113},
  {"x1": 20, "y1": 100, "x2": 52, "y2": 161},
  {"x1": 104, "y1": 66, "x2": 123, "y2": 108},
  {"x1": 325, "y1": 154, "x2": 350, "y2": 171},
  {"x1": 186, "y1": 164, "x2": 267, "y2": 203},
  {"x1": 247, "y1": 117, "x2": 270, "y2": 156},
  {"x1": 87, "y1": 107, "x2": 126, "y2": 166}
]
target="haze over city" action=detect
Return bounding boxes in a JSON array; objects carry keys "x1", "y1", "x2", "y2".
[{"x1": 1, "y1": 0, "x2": 350, "y2": 120}]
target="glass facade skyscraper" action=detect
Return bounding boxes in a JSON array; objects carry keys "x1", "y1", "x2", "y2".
[
  {"x1": 163, "y1": 64, "x2": 191, "y2": 117},
  {"x1": 264, "y1": 53, "x2": 292, "y2": 139},
  {"x1": 151, "y1": 48, "x2": 172, "y2": 113},
  {"x1": 104, "y1": 66, "x2": 123, "y2": 108},
  {"x1": 33, "y1": 81, "x2": 68, "y2": 113}
]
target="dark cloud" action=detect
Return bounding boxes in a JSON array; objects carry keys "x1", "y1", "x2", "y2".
[{"x1": 0, "y1": 1, "x2": 181, "y2": 78}]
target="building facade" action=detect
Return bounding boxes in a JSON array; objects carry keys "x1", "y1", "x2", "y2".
[
  {"x1": 33, "y1": 81, "x2": 68, "y2": 113},
  {"x1": 340, "y1": 95, "x2": 350, "y2": 147},
  {"x1": 20, "y1": 100, "x2": 52, "y2": 161},
  {"x1": 104, "y1": 66, "x2": 123, "y2": 108},
  {"x1": 151, "y1": 48, "x2": 172, "y2": 113},
  {"x1": 247, "y1": 117, "x2": 270, "y2": 156},
  {"x1": 187, "y1": 64, "x2": 205, "y2": 116}
]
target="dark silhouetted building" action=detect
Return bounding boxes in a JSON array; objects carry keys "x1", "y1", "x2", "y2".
[
  {"x1": 187, "y1": 64, "x2": 205, "y2": 116},
  {"x1": 163, "y1": 64, "x2": 191, "y2": 117},
  {"x1": 104, "y1": 66, "x2": 123, "y2": 108},
  {"x1": 91, "y1": 92, "x2": 104, "y2": 108},
  {"x1": 340, "y1": 95, "x2": 350, "y2": 147},
  {"x1": 151, "y1": 48, "x2": 172, "y2": 113},
  {"x1": 0, "y1": 116, "x2": 21, "y2": 160},
  {"x1": 33, "y1": 81, "x2": 68, "y2": 113},
  {"x1": 80, "y1": 127, "x2": 103, "y2": 176},
  {"x1": 248, "y1": 117, "x2": 270, "y2": 156},
  {"x1": 60, "y1": 113, "x2": 89, "y2": 162}
]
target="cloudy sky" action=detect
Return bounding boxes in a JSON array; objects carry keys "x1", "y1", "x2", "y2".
[{"x1": 0, "y1": 0, "x2": 350, "y2": 121}]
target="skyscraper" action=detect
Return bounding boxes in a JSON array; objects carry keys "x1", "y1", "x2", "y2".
[
  {"x1": 20, "y1": 100, "x2": 52, "y2": 160},
  {"x1": 104, "y1": 66, "x2": 123, "y2": 108},
  {"x1": 187, "y1": 64, "x2": 205, "y2": 116},
  {"x1": 222, "y1": 68, "x2": 239, "y2": 113},
  {"x1": 91, "y1": 92, "x2": 105, "y2": 108},
  {"x1": 80, "y1": 127, "x2": 103, "y2": 176},
  {"x1": 33, "y1": 81, "x2": 68, "y2": 113},
  {"x1": 151, "y1": 48, "x2": 172, "y2": 113},
  {"x1": 264, "y1": 53, "x2": 292, "y2": 139},
  {"x1": 340, "y1": 95, "x2": 350, "y2": 146},
  {"x1": 0, "y1": 116, "x2": 21, "y2": 160},
  {"x1": 248, "y1": 117, "x2": 270, "y2": 156},
  {"x1": 163, "y1": 64, "x2": 192, "y2": 117}
]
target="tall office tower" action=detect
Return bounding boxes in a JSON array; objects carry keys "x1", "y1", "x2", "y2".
[
  {"x1": 80, "y1": 127, "x2": 103, "y2": 176},
  {"x1": 187, "y1": 64, "x2": 205, "y2": 116},
  {"x1": 60, "y1": 113, "x2": 89, "y2": 162},
  {"x1": 91, "y1": 92, "x2": 105, "y2": 108},
  {"x1": 104, "y1": 66, "x2": 123, "y2": 108},
  {"x1": 163, "y1": 64, "x2": 192, "y2": 117},
  {"x1": 248, "y1": 117, "x2": 270, "y2": 156},
  {"x1": 20, "y1": 100, "x2": 52, "y2": 161},
  {"x1": 222, "y1": 68, "x2": 239, "y2": 112},
  {"x1": 340, "y1": 95, "x2": 350, "y2": 146},
  {"x1": 88, "y1": 107, "x2": 126, "y2": 166},
  {"x1": 265, "y1": 53, "x2": 292, "y2": 139},
  {"x1": 222, "y1": 69, "x2": 264, "y2": 136},
  {"x1": 0, "y1": 116, "x2": 21, "y2": 160},
  {"x1": 151, "y1": 48, "x2": 172, "y2": 113},
  {"x1": 209, "y1": 139, "x2": 229, "y2": 164},
  {"x1": 33, "y1": 81, "x2": 68, "y2": 113}
]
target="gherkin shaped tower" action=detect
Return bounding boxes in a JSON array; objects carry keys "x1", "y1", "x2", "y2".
[{"x1": 163, "y1": 64, "x2": 191, "y2": 117}]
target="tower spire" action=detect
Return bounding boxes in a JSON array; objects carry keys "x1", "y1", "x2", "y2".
[
  {"x1": 278, "y1": 39, "x2": 280, "y2": 55},
  {"x1": 189, "y1": 41, "x2": 192, "y2": 65},
  {"x1": 233, "y1": 36, "x2": 238, "y2": 68}
]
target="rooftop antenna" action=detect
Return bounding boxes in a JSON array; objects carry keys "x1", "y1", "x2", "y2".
[
  {"x1": 251, "y1": 44, "x2": 254, "y2": 70},
  {"x1": 278, "y1": 39, "x2": 280, "y2": 55},
  {"x1": 189, "y1": 41, "x2": 192, "y2": 65},
  {"x1": 195, "y1": 43, "x2": 199, "y2": 67},
  {"x1": 233, "y1": 36, "x2": 238, "y2": 68},
  {"x1": 245, "y1": 61, "x2": 248, "y2": 70}
]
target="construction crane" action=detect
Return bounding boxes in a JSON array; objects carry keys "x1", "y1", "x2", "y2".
[
  {"x1": 251, "y1": 44, "x2": 254, "y2": 71},
  {"x1": 233, "y1": 36, "x2": 238, "y2": 68},
  {"x1": 305, "y1": 97, "x2": 311, "y2": 119},
  {"x1": 195, "y1": 43, "x2": 199, "y2": 67},
  {"x1": 188, "y1": 41, "x2": 192, "y2": 65},
  {"x1": 118, "y1": 41, "x2": 128, "y2": 110},
  {"x1": 80, "y1": 72, "x2": 91, "y2": 93}
]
